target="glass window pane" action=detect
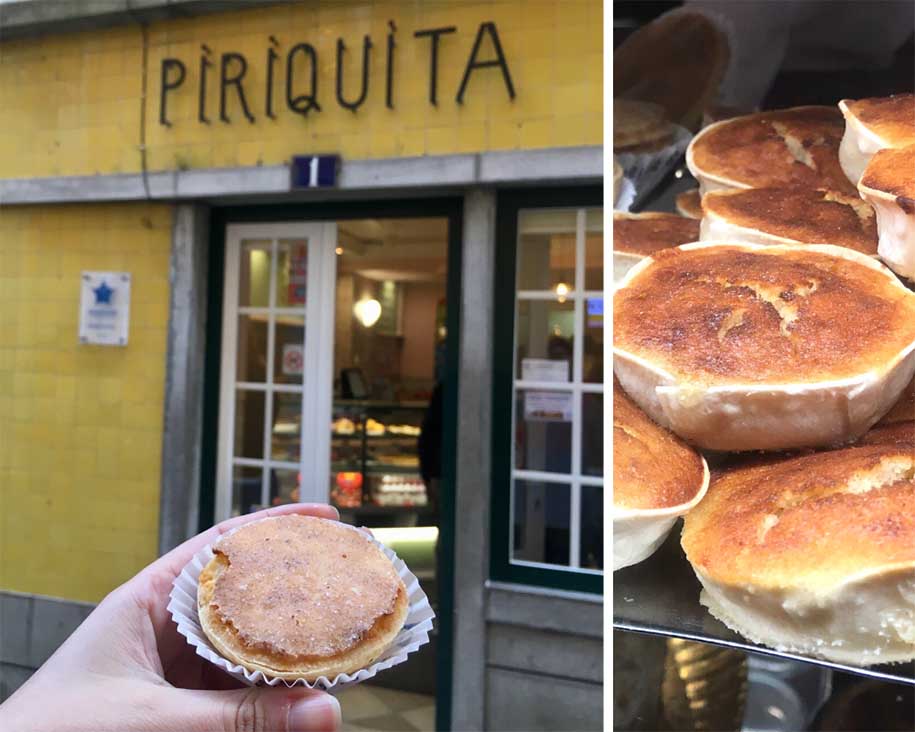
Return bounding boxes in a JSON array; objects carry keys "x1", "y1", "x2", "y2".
[
  {"x1": 238, "y1": 241, "x2": 271, "y2": 307},
  {"x1": 515, "y1": 389, "x2": 572, "y2": 473},
  {"x1": 580, "y1": 484, "x2": 603, "y2": 570},
  {"x1": 583, "y1": 298, "x2": 604, "y2": 384},
  {"x1": 274, "y1": 315, "x2": 305, "y2": 384},
  {"x1": 232, "y1": 465, "x2": 262, "y2": 517},
  {"x1": 236, "y1": 314, "x2": 268, "y2": 383},
  {"x1": 234, "y1": 389, "x2": 265, "y2": 459},
  {"x1": 271, "y1": 392, "x2": 300, "y2": 462},
  {"x1": 517, "y1": 209, "x2": 577, "y2": 292},
  {"x1": 582, "y1": 393, "x2": 604, "y2": 477},
  {"x1": 276, "y1": 239, "x2": 308, "y2": 308},
  {"x1": 512, "y1": 479, "x2": 570, "y2": 566},
  {"x1": 585, "y1": 211, "x2": 604, "y2": 291},
  {"x1": 516, "y1": 300, "x2": 575, "y2": 381},
  {"x1": 268, "y1": 468, "x2": 300, "y2": 507}
]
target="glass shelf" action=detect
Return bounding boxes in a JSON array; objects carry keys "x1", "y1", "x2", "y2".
[{"x1": 614, "y1": 527, "x2": 915, "y2": 687}]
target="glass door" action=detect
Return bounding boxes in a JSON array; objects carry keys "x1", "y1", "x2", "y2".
[{"x1": 216, "y1": 222, "x2": 337, "y2": 520}]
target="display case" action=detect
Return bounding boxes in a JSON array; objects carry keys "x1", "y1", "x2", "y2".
[{"x1": 329, "y1": 400, "x2": 435, "y2": 527}]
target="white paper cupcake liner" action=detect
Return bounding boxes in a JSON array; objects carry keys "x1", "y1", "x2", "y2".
[
  {"x1": 167, "y1": 519, "x2": 435, "y2": 692},
  {"x1": 615, "y1": 124, "x2": 692, "y2": 210}
]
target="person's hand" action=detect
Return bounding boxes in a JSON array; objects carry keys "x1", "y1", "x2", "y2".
[{"x1": 0, "y1": 503, "x2": 343, "y2": 732}]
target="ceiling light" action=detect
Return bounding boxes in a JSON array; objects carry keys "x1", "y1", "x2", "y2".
[
  {"x1": 335, "y1": 246, "x2": 344, "y2": 255},
  {"x1": 353, "y1": 297, "x2": 382, "y2": 327},
  {"x1": 555, "y1": 281, "x2": 569, "y2": 303}
]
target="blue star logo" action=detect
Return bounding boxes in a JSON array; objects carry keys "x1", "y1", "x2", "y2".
[{"x1": 93, "y1": 281, "x2": 114, "y2": 305}]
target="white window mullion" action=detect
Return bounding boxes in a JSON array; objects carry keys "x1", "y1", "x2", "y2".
[
  {"x1": 568, "y1": 208, "x2": 586, "y2": 568},
  {"x1": 261, "y1": 239, "x2": 279, "y2": 508},
  {"x1": 217, "y1": 235, "x2": 242, "y2": 519}
]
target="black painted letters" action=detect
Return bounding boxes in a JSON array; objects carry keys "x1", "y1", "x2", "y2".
[
  {"x1": 414, "y1": 26, "x2": 456, "y2": 106},
  {"x1": 157, "y1": 21, "x2": 517, "y2": 127},
  {"x1": 159, "y1": 58, "x2": 186, "y2": 126},
  {"x1": 456, "y1": 22, "x2": 515, "y2": 104},
  {"x1": 286, "y1": 43, "x2": 321, "y2": 117}
]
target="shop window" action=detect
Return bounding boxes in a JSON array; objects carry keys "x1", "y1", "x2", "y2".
[{"x1": 491, "y1": 192, "x2": 604, "y2": 593}]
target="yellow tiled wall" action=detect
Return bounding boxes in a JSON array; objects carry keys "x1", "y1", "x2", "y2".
[
  {"x1": 0, "y1": 203, "x2": 173, "y2": 602},
  {"x1": 0, "y1": 0, "x2": 601, "y2": 178}
]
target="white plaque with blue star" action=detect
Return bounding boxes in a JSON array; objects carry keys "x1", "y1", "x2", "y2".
[{"x1": 79, "y1": 271, "x2": 131, "y2": 346}]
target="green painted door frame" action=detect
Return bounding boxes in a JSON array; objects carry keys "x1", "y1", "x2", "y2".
[
  {"x1": 198, "y1": 198, "x2": 463, "y2": 731},
  {"x1": 490, "y1": 186, "x2": 604, "y2": 595}
]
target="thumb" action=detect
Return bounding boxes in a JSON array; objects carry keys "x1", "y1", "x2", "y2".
[{"x1": 159, "y1": 686, "x2": 341, "y2": 732}]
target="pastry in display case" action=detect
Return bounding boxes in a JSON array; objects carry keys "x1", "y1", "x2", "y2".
[
  {"x1": 329, "y1": 400, "x2": 431, "y2": 524},
  {"x1": 614, "y1": 6, "x2": 915, "y2": 727}
]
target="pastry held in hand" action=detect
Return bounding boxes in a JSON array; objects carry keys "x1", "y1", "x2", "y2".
[
  {"x1": 197, "y1": 515, "x2": 409, "y2": 681},
  {"x1": 682, "y1": 439, "x2": 915, "y2": 666},
  {"x1": 612, "y1": 380, "x2": 708, "y2": 571},
  {"x1": 613, "y1": 241, "x2": 915, "y2": 452}
]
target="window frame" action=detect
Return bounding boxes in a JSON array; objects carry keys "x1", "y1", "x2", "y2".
[{"x1": 490, "y1": 186, "x2": 604, "y2": 595}]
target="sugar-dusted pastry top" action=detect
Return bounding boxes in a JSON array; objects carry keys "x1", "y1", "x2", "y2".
[
  {"x1": 860, "y1": 144, "x2": 915, "y2": 205},
  {"x1": 691, "y1": 107, "x2": 855, "y2": 194},
  {"x1": 682, "y1": 440, "x2": 915, "y2": 589},
  {"x1": 613, "y1": 379, "x2": 705, "y2": 510},
  {"x1": 702, "y1": 187, "x2": 878, "y2": 255},
  {"x1": 208, "y1": 515, "x2": 402, "y2": 659},
  {"x1": 843, "y1": 93, "x2": 915, "y2": 147},
  {"x1": 614, "y1": 244, "x2": 915, "y2": 384},
  {"x1": 613, "y1": 212, "x2": 699, "y2": 257}
]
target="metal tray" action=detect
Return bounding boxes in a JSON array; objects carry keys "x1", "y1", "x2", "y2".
[{"x1": 613, "y1": 527, "x2": 915, "y2": 687}]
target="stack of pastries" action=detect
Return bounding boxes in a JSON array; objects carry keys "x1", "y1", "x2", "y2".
[{"x1": 613, "y1": 93, "x2": 915, "y2": 667}]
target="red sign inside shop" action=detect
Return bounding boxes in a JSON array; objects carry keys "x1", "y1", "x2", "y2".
[{"x1": 288, "y1": 244, "x2": 307, "y2": 304}]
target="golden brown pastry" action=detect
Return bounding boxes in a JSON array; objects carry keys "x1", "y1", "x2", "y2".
[
  {"x1": 613, "y1": 212, "x2": 699, "y2": 284},
  {"x1": 686, "y1": 106, "x2": 855, "y2": 195},
  {"x1": 858, "y1": 144, "x2": 915, "y2": 280},
  {"x1": 675, "y1": 188, "x2": 703, "y2": 219},
  {"x1": 682, "y1": 439, "x2": 915, "y2": 665},
  {"x1": 614, "y1": 10, "x2": 729, "y2": 131},
  {"x1": 700, "y1": 187, "x2": 878, "y2": 256},
  {"x1": 614, "y1": 100, "x2": 672, "y2": 151},
  {"x1": 613, "y1": 242, "x2": 915, "y2": 451},
  {"x1": 838, "y1": 93, "x2": 915, "y2": 183},
  {"x1": 613, "y1": 379, "x2": 708, "y2": 571},
  {"x1": 197, "y1": 515, "x2": 408, "y2": 680}
]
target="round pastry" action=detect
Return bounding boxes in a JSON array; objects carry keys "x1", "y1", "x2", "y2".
[
  {"x1": 682, "y1": 439, "x2": 915, "y2": 666},
  {"x1": 700, "y1": 187, "x2": 878, "y2": 256},
  {"x1": 613, "y1": 379, "x2": 708, "y2": 571},
  {"x1": 858, "y1": 144, "x2": 915, "y2": 281},
  {"x1": 857, "y1": 420, "x2": 914, "y2": 447},
  {"x1": 838, "y1": 93, "x2": 915, "y2": 184},
  {"x1": 613, "y1": 212, "x2": 699, "y2": 284},
  {"x1": 613, "y1": 241, "x2": 915, "y2": 451},
  {"x1": 675, "y1": 188, "x2": 702, "y2": 219},
  {"x1": 197, "y1": 515, "x2": 408, "y2": 680},
  {"x1": 877, "y1": 374, "x2": 915, "y2": 426},
  {"x1": 614, "y1": 100, "x2": 672, "y2": 152},
  {"x1": 686, "y1": 107, "x2": 855, "y2": 195},
  {"x1": 614, "y1": 9, "x2": 729, "y2": 131}
]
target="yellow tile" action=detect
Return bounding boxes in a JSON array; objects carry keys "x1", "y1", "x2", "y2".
[{"x1": 519, "y1": 117, "x2": 553, "y2": 149}]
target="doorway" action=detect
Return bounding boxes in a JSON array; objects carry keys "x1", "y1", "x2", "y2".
[{"x1": 207, "y1": 204, "x2": 459, "y2": 731}]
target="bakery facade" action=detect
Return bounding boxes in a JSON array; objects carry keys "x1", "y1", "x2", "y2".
[{"x1": 0, "y1": 1, "x2": 603, "y2": 729}]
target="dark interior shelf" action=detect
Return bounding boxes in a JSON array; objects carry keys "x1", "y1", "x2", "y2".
[{"x1": 613, "y1": 527, "x2": 915, "y2": 687}]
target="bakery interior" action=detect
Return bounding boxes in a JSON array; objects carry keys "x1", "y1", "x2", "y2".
[
  {"x1": 233, "y1": 217, "x2": 448, "y2": 695},
  {"x1": 612, "y1": 2, "x2": 915, "y2": 731}
]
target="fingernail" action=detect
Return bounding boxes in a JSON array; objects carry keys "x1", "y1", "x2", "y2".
[{"x1": 287, "y1": 693, "x2": 341, "y2": 732}]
